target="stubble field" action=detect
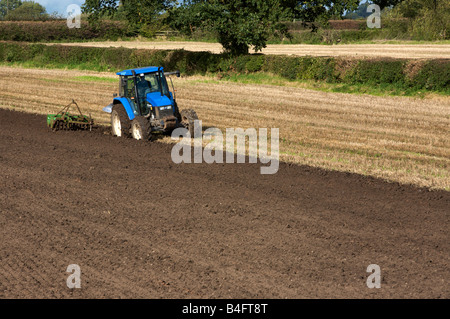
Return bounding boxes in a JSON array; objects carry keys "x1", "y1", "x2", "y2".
[{"x1": 54, "y1": 41, "x2": 450, "y2": 59}]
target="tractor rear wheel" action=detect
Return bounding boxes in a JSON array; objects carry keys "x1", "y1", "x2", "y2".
[
  {"x1": 111, "y1": 105, "x2": 130, "y2": 137},
  {"x1": 131, "y1": 116, "x2": 152, "y2": 141},
  {"x1": 180, "y1": 109, "x2": 200, "y2": 138}
]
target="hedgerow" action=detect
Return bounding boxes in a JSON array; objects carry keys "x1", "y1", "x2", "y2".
[
  {"x1": 0, "y1": 21, "x2": 130, "y2": 42},
  {"x1": 0, "y1": 42, "x2": 447, "y2": 92}
]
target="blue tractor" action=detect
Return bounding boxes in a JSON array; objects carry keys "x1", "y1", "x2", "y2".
[{"x1": 103, "y1": 66, "x2": 199, "y2": 140}]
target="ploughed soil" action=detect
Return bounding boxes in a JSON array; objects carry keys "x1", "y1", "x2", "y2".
[{"x1": 0, "y1": 108, "x2": 448, "y2": 299}]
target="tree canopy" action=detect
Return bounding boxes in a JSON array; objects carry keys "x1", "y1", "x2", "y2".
[
  {"x1": 82, "y1": 0, "x2": 171, "y2": 25},
  {"x1": 81, "y1": 1, "x2": 365, "y2": 54},
  {"x1": 1, "y1": 0, "x2": 47, "y2": 21},
  {"x1": 371, "y1": 0, "x2": 404, "y2": 10},
  {"x1": 393, "y1": 0, "x2": 448, "y2": 39},
  {"x1": 81, "y1": 0, "x2": 447, "y2": 54},
  {"x1": 290, "y1": 1, "x2": 360, "y2": 24},
  {"x1": 0, "y1": 0, "x2": 22, "y2": 19},
  {"x1": 167, "y1": 0, "x2": 361, "y2": 54},
  {"x1": 167, "y1": 0, "x2": 293, "y2": 55}
]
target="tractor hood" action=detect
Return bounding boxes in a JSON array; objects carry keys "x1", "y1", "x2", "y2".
[{"x1": 146, "y1": 92, "x2": 172, "y2": 107}]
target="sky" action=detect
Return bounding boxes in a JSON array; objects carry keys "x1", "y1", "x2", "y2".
[{"x1": 34, "y1": 0, "x2": 85, "y2": 17}]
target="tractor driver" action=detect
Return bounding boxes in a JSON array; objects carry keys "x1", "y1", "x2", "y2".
[
  {"x1": 137, "y1": 76, "x2": 151, "y2": 98},
  {"x1": 136, "y1": 76, "x2": 151, "y2": 113}
]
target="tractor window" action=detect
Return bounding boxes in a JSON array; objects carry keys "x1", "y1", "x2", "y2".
[
  {"x1": 126, "y1": 77, "x2": 136, "y2": 99},
  {"x1": 159, "y1": 72, "x2": 170, "y2": 96},
  {"x1": 122, "y1": 77, "x2": 140, "y2": 114},
  {"x1": 119, "y1": 76, "x2": 126, "y2": 97},
  {"x1": 144, "y1": 74, "x2": 159, "y2": 93},
  {"x1": 141, "y1": 72, "x2": 170, "y2": 96}
]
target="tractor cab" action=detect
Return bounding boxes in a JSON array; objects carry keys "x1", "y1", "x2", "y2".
[{"x1": 116, "y1": 67, "x2": 176, "y2": 118}]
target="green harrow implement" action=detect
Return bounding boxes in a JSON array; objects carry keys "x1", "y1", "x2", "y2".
[{"x1": 47, "y1": 100, "x2": 94, "y2": 131}]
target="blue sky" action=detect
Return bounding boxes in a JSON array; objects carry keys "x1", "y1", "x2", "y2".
[{"x1": 34, "y1": 0, "x2": 85, "y2": 16}]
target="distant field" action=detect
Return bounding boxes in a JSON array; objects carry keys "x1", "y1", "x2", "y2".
[
  {"x1": 0, "y1": 66, "x2": 448, "y2": 189},
  {"x1": 54, "y1": 41, "x2": 450, "y2": 59}
]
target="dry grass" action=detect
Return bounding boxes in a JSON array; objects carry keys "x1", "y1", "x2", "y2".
[
  {"x1": 0, "y1": 65, "x2": 448, "y2": 189},
  {"x1": 53, "y1": 41, "x2": 450, "y2": 59}
]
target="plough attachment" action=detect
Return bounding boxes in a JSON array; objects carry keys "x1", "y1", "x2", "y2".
[{"x1": 47, "y1": 100, "x2": 94, "y2": 131}]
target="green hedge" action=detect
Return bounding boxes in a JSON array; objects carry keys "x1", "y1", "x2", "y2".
[
  {"x1": 0, "y1": 42, "x2": 448, "y2": 92},
  {"x1": 0, "y1": 21, "x2": 130, "y2": 42}
]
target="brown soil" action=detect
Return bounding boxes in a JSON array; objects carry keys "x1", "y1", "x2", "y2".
[{"x1": 0, "y1": 108, "x2": 448, "y2": 299}]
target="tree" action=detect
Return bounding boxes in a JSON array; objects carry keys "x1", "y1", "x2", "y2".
[
  {"x1": 82, "y1": 0, "x2": 172, "y2": 25},
  {"x1": 168, "y1": 0, "x2": 293, "y2": 55},
  {"x1": 4, "y1": 1, "x2": 47, "y2": 20},
  {"x1": 344, "y1": 0, "x2": 403, "y2": 19},
  {"x1": 288, "y1": 1, "x2": 360, "y2": 26},
  {"x1": 82, "y1": 0, "x2": 118, "y2": 22},
  {"x1": 344, "y1": 1, "x2": 372, "y2": 19},
  {"x1": 0, "y1": 0, "x2": 22, "y2": 19},
  {"x1": 168, "y1": 1, "x2": 362, "y2": 54},
  {"x1": 84, "y1": 1, "x2": 397, "y2": 54},
  {"x1": 371, "y1": 0, "x2": 404, "y2": 10},
  {"x1": 394, "y1": 0, "x2": 449, "y2": 39}
]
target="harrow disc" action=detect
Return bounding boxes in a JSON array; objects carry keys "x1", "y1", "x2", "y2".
[{"x1": 47, "y1": 100, "x2": 94, "y2": 132}]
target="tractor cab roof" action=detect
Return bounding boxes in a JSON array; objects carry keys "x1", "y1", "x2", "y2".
[{"x1": 116, "y1": 66, "x2": 163, "y2": 76}]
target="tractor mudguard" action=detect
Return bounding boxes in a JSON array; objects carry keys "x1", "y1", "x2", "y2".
[{"x1": 112, "y1": 97, "x2": 136, "y2": 121}]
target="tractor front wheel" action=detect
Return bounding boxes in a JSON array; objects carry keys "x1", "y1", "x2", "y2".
[
  {"x1": 131, "y1": 116, "x2": 152, "y2": 141},
  {"x1": 111, "y1": 105, "x2": 130, "y2": 137}
]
